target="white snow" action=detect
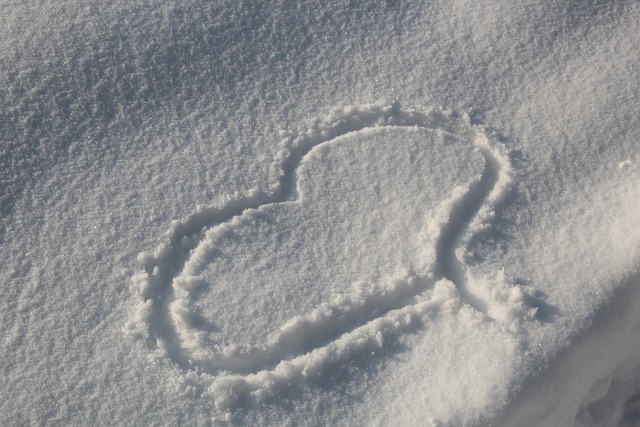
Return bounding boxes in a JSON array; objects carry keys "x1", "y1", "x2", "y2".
[{"x1": 1, "y1": 1, "x2": 639, "y2": 426}]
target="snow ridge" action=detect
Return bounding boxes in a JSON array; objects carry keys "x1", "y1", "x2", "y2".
[{"x1": 124, "y1": 104, "x2": 535, "y2": 410}]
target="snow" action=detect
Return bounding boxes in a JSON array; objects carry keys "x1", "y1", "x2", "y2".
[{"x1": 1, "y1": 1, "x2": 639, "y2": 426}]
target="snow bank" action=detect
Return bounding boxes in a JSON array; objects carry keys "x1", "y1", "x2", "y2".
[{"x1": 1, "y1": 0, "x2": 638, "y2": 425}]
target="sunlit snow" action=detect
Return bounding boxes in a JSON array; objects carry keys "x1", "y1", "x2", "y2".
[{"x1": 1, "y1": 1, "x2": 639, "y2": 426}]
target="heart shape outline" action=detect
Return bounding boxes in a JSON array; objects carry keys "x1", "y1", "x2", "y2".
[{"x1": 125, "y1": 104, "x2": 537, "y2": 409}]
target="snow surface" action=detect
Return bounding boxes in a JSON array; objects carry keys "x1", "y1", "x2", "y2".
[{"x1": 1, "y1": 1, "x2": 639, "y2": 426}]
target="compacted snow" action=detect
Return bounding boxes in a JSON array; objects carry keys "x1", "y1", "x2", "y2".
[{"x1": 1, "y1": 1, "x2": 639, "y2": 426}]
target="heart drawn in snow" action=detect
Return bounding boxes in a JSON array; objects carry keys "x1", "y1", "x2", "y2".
[
  {"x1": 176, "y1": 126, "x2": 480, "y2": 362},
  {"x1": 125, "y1": 105, "x2": 539, "y2": 409}
]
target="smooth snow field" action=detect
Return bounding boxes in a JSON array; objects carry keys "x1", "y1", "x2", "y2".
[{"x1": 1, "y1": 1, "x2": 639, "y2": 426}]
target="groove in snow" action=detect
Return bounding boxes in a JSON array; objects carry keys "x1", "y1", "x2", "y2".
[{"x1": 124, "y1": 104, "x2": 537, "y2": 410}]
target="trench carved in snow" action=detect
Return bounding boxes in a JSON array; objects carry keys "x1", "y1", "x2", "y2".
[{"x1": 125, "y1": 104, "x2": 536, "y2": 408}]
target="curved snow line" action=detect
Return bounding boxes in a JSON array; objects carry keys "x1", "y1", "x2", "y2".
[
  {"x1": 124, "y1": 104, "x2": 531, "y2": 406},
  {"x1": 170, "y1": 141, "x2": 508, "y2": 374}
]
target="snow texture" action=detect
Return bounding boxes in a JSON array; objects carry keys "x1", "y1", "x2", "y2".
[{"x1": 1, "y1": 1, "x2": 639, "y2": 426}]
